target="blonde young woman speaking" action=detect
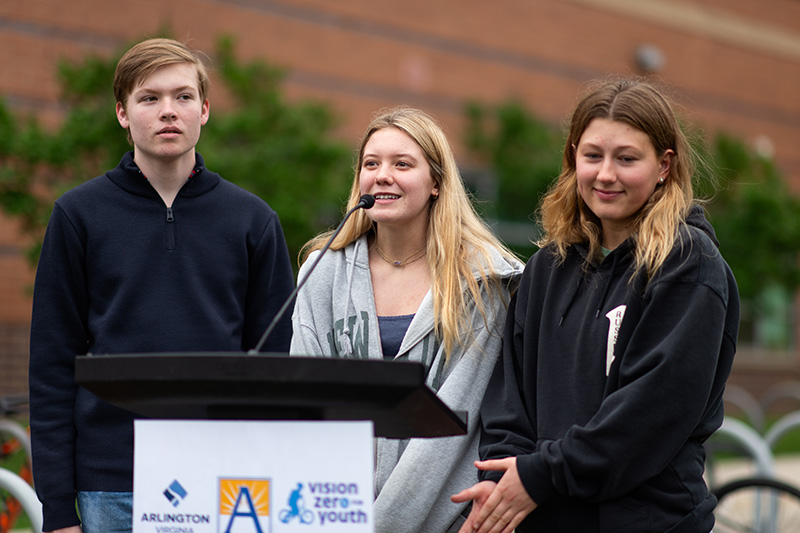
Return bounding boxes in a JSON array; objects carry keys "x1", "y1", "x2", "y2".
[{"x1": 291, "y1": 107, "x2": 523, "y2": 532}]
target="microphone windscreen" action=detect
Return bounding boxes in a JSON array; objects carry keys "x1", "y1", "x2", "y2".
[{"x1": 359, "y1": 194, "x2": 376, "y2": 209}]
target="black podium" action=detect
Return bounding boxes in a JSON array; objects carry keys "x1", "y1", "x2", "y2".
[{"x1": 75, "y1": 353, "x2": 466, "y2": 439}]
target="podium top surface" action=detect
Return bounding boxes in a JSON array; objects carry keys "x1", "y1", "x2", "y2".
[{"x1": 75, "y1": 352, "x2": 467, "y2": 438}]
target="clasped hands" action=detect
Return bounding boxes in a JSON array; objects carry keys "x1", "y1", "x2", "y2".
[{"x1": 451, "y1": 456, "x2": 537, "y2": 533}]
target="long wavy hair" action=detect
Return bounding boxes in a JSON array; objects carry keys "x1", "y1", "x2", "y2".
[
  {"x1": 539, "y1": 78, "x2": 696, "y2": 279},
  {"x1": 300, "y1": 106, "x2": 519, "y2": 358}
]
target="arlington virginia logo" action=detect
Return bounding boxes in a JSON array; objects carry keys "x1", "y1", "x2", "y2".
[
  {"x1": 164, "y1": 480, "x2": 189, "y2": 507},
  {"x1": 219, "y1": 478, "x2": 271, "y2": 533}
]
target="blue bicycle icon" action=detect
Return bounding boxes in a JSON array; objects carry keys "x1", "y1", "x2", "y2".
[{"x1": 278, "y1": 483, "x2": 314, "y2": 524}]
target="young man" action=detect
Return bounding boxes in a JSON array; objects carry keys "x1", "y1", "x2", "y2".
[{"x1": 28, "y1": 38, "x2": 295, "y2": 533}]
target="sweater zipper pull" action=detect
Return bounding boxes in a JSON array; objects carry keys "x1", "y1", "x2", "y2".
[{"x1": 166, "y1": 207, "x2": 174, "y2": 222}]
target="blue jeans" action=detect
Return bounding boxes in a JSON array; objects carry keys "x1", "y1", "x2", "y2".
[{"x1": 77, "y1": 491, "x2": 133, "y2": 533}]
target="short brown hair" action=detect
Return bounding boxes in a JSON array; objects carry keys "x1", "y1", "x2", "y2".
[{"x1": 113, "y1": 38, "x2": 210, "y2": 107}]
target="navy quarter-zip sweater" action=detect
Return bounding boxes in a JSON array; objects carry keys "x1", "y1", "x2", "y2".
[
  {"x1": 29, "y1": 152, "x2": 295, "y2": 531},
  {"x1": 478, "y1": 207, "x2": 739, "y2": 533}
]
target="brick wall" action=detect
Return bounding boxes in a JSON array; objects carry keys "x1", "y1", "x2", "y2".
[
  {"x1": 0, "y1": 213, "x2": 34, "y2": 396},
  {"x1": 1, "y1": 0, "x2": 799, "y2": 395},
  {"x1": 0, "y1": 323, "x2": 30, "y2": 396}
]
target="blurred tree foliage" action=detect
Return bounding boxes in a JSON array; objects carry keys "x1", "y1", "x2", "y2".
[
  {"x1": 701, "y1": 133, "x2": 800, "y2": 303},
  {"x1": 465, "y1": 100, "x2": 800, "y2": 341},
  {"x1": 199, "y1": 38, "x2": 353, "y2": 263},
  {"x1": 0, "y1": 51, "x2": 128, "y2": 264},
  {"x1": 701, "y1": 134, "x2": 800, "y2": 348},
  {"x1": 0, "y1": 36, "x2": 353, "y2": 268},
  {"x1": 464, "y1": 100, "x2": 563, "y2": 224}
]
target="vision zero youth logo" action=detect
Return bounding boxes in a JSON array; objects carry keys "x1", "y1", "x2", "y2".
[{"x1": 279, "y1": 481, "x2": 368, "y2": 526}]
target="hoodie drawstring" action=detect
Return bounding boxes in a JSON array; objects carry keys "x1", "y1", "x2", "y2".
[
  {"x1": 594, "y1": 251, "x2": 619, "y2": 318},
  {"x1": 559, "y1": 276, "x2": 584, "y2": 326},
  {"x1": 337, "y1": 239, "x2": 360, "y2": 355},
  {"x1": 559, "y1": 250, "x2": 620, "y2": 325}
]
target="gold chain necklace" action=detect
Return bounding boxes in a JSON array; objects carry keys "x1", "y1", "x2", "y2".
[{"x1": 374, "y1": 244, "x2": 426, "y2": 267}]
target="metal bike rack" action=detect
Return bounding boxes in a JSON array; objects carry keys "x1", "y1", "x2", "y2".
[
  {"x1": 1, "y1": 409, "x2": 38, "y2": 531},
  {"x1": 711, "y1": 416, "x2": 775, "y2": 477},
  {"x1": 764, "y1": 410, "x2": 800, "y2": 450},
  {"x1": 760, "y1": 381, "x2": 800, "y2": 416},
  {"x1": 724, "y1": 385, "x2": 766, "y2": 433},
  {"x1": 0, "y1": 467, "x2": 42, "y2": 533},
  {"x1": 0, "y1": 419, "x2": 32, "y2": 464}
]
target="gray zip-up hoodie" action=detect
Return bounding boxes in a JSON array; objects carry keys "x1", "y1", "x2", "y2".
[{"x1": 290, "y1": 234, "x2": 523, "y2": 532}]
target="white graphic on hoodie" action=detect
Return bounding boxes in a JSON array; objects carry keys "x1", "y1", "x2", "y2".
[{"x1": 605, "y1": 305, "x2": 627, "y2": 376}]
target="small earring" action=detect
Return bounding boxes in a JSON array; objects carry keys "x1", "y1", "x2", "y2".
[{"x1": 659, "y1": 177, "x2": 665, "y2": 183}]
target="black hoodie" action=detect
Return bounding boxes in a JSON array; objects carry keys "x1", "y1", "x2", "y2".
[
  {"x1": 478, "y1": 206, "x2": 739, "y2": 533},
  {"x1": 29, "y1": 152, "x2": 295, "y2": 531}
]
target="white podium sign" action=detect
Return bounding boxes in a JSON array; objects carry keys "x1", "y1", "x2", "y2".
[{"x1": 133, "y1": 420, "x2": 374, "y2": 533}]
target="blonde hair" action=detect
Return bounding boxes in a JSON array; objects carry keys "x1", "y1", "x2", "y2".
[
  {"x1": 539, "y1": 78, "x2": 695, "y2": 279},
  {"x1": 114, "y1": 38, "x2": 210, "y2": 144},
  {"x1": 301, "y1": 106, "x2": 519, "y2": 358}
]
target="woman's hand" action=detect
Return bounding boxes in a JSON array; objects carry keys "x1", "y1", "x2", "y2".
[
  {"x1": 46, "y1": 527, "x2": 82, "y2": 533},
  {"x1": 452, "y1": 457, "x2": 536, "y2": 533}
]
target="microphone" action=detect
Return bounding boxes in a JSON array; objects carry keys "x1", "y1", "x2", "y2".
[
  {"x1": 249, "y1": 194, "x2": 375, "y2": 354},
  {"x1": 357, "y1": 193, "x2": 375, "y2": 209}
]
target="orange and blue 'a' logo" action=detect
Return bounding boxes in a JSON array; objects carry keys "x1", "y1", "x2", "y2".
[{"x1": 219, "y1": 478, "x2": 271, "y2": 533}]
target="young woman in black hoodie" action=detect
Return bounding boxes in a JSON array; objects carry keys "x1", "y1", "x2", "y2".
[{"x1": 452, "y1": 78, "x2": 740, "y2": 533}]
